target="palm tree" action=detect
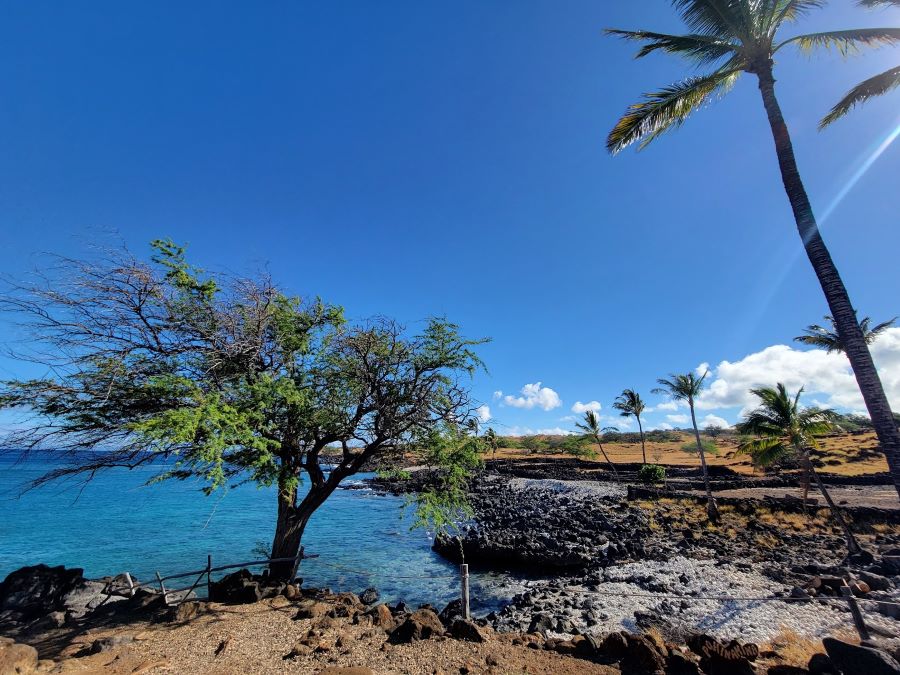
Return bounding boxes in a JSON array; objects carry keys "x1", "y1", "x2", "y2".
[
  {"x1": 613, "y1": 389, "x2": 648, "y2": 464},
  {"x1": 795, "y1": 315, "x2": 896, "y2": 353},
  {"x1": 821, "y1": 0, "x2": 900, "y2": 127},
  {"x1": 737, "y1": 383, "x2": 862, "y2": 555},
  {"x1": 607, "y1": 1, "x2": 900, "y2": 501},
  {"x1": 575, "y1": 410, "x2": 621, "y2": 482},
  {"x1": 484, "y1": 427, "x2": 500, "y2": 458},
  {"x1": 653, "y1": 371, "x2": 719, "y2": 521}
]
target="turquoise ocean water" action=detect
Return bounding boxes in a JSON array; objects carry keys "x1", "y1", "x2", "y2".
[{"x1": 0, "y1": 456, "x2": 515, "y2": 613}]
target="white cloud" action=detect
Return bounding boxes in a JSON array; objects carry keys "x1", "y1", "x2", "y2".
[
  {"x1": 504, "y1": 426, "x2": 575, "y2": 437},
  {"x1": 476, "y1": 405, "x2": 491, "y2": 423},
  {"x1": 655, "y1": 400, "x2": 680, "y2": 412},
  {"x1": 571, "y1": 400, "x2": 602, "y2": 414},
  {"x1": 666, "y1": 414, "x2": 689, "y2": 425},
  {"x1": 655, "y1": 423, "x2": 675, "y2": 431},
  {"x1": 492, "y1": 390, "x2": 503, "y2": 400},
  {"x1": 502, "y1": 382, "x2": 562, "y2": 411},
  {"x1": 696, "y1": 362, "x2": 711, "y2": 376},
  {"x1": 700, "y1": 414, "x2": 731, "y2": 429},
  {"x1": 696, "y1": 328, "x2": 900, "y2": 415}
]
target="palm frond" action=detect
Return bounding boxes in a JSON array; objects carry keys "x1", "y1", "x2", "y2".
[
  {"x1": 820, "y1": 65, "x2": 900, "y2": 127},
  {"x1": 673, "y1": 0, "x2": 747, "y2": 40},
  {"x1": 858, "y1": 0, "x2": 900, "y2": 7},
  {"x1": 772, "y1": 0, "x2": 828, "y2": 26},
  {"x1": 779, "y1": 27, "x2": 900, "y2": 56},
  {"x1": 607, "y1": 66, "x2": 743, "y2": 154},
  {"x1": 605, "y1": 29, "x2": 739, "y2": 65}
]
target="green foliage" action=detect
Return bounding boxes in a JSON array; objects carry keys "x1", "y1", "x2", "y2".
[
  {"x1": 606, "y1": 1, "x2": 900, "y2": 152},
  {"x1": 0, "y1": 242, "x2": 487, "y2": 563},
  {"x1": 408, "y1": 424, "x2": 484, "y2": 536},
  {"x1": 795, "y1": 315, "x2": 896, "y2": 353},
  {"x1": 736, "y1": 383, "x2": 838, "y2": 467},
  {"x1": 558, "y1": 435, "x2": 595, "y2": 459},
  {"x1": 681, "y1": 439, "x2": 719, "y2": 456},
  {"x1": 637, "y1": 464, "x2": 666, "y2": 484}
]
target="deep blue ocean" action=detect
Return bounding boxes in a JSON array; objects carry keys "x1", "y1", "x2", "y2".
[{"x1": 0, "y1": 456, "x2": 518, "y2": 613}]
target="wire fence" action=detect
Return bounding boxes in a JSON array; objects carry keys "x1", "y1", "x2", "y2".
[{"x1": 95, "y1": 550, "x2": 900, "y2": 644}]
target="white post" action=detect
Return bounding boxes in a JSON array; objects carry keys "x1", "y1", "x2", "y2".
[
  {"x1": 124, "y1": 572, "x2": 135, "y2": 598},
  {"x1": 460, "y1": 564, "x2": 470, "y2": 620}
]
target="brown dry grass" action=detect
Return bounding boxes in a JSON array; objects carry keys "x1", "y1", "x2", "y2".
[
  {"x1": 491, "y1": 431, "x2": 888, "y2": 477},
  {"x1": 761, "y1": 628, "x2": 857, "y2": 669}
]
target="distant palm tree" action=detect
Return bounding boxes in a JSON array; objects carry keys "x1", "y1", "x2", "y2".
[
  {"x1": 821, "y1": 0, "x2": 900, "y2": 127},
  {"x1": 737, "y1": 383, "x2": 861, "y2": 555},
  {"x1": 484, "y1": 428, "x2": 500, "y2": 458},
  {"x1": 607, "y1": 0, "x2": 900, "y2": 501},
  {"x1": 575, "y1": 410, "x2": 621, "y2": 482},
  {"x1": 795, "y1": 315, "x2": 896, "y2": 353},
  {"x1": 613, "y1": 389, "x2": 648, "y2": 464},
  {"x1": 653, "y1": 371, "x2": 719, "y2": 521}
]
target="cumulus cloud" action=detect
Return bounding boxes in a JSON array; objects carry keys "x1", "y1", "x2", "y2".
[
  {"x1": 666, "y1": 414, "x2": 689, "y2": 425},
  {"x1": 571, "y1": 400, "x2": 602, "y2": 414},
  {"x1": 655, "y1": 400, "x2": 680, "y2": 412},
  {"x1": 655, "y1": 423, "x2": 675, "y2": 431},
  {"x1": 700, "y1": 414, "x2": 731, "y2": 429},
  {"x1": 502, "y1": 382, "x2": 562, "y2": 411},
  {"x1": 504, "y1": 426, "x2": 575, "y2": 437},
  {"x1": 696, "y1": 328, "x2": 900, "y2": 415},
  {"x1": 476, "y1": 405, "x2": 491, "y2": 423}
]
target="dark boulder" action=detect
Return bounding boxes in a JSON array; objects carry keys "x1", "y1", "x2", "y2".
[
  {"x1": 823, "y1": 637, "x2": 900, "y2": 675},
  {"x1": 0, "y1": 565, "x2": 85, "y2": 625},
  {"x1": 620, "y1": 633, "x2": 666, "y2": 674},
  {"x1": 389, "y1": 608, "x2": 444, "y2": 644},
  {"x1": 359, "y1": 587, "x2": 379, "y2": 605}
]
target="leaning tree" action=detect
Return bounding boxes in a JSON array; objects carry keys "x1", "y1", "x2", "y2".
[
  {"x1": 0, "y1": 241, "x2": 486, "y2": 580},
  {"x1": 606, "y1": 0, "x2": 900, "y2": 500},
  {"x1": 737, "y1": 383, "x2": 861, "y2": 555}
]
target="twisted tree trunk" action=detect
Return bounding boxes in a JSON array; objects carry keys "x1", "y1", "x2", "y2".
[{"x1": 755, "y1": 61, "x2": 900, "y2": 501}]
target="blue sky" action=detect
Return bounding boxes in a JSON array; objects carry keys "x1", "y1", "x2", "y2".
[{"x1": 1, "y1": 1, "x2": 899, "y2": 436}]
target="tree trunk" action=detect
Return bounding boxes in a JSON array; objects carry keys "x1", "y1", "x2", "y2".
[
  {"x1": 755, "y1": 62, "x2": 900, "y2": 501},
  {"x1": 637, "y1": 416, "x2": 647, "y2": 465},
  {"x1": 269, "y1": 481, "x2": 333, "y2": 581},
  {"x1": 596, "y1": 438, "x2": 620, "y2": 482},
  {"x1": 690, "y1": 398, "x2": 719, "y2": 522},
  {"x1": 802, "y1": 453, "x2": 862, "y2": 556}
]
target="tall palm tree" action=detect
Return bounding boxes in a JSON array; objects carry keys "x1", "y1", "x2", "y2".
[
  {"x1": 607, "y1": 1, "x2": 900, "y2": 501},
  {"x1": 737, "y1": 383, "x2": 861, "y2": 554},
  {"x1": 822, "y1": 0, "x2": 900, "y2": 127},
  {"x1": 653, "y1": 371, "x2": 719, "y2": 521},
  {"x1": 795, "y1": 314, "x2": 896, "y2": 353},
  {"x1": 575, "y1": 410, "x2": 621, "y2": 482},
  {"x1": 613, "y1": 389, "x2": 648, "y2": 464},
  {"x1": 484, "y1": 427, "x2": 500, "y2": 458}
]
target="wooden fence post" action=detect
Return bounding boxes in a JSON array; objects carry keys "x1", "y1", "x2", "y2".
[
  {"x1": 124, "y1": 572, "x2": 135, "y2": 598},
  {"x1": 460, "y1": 564, "x2": 470, "y2": 620},
  {"x1": 840, "y1": 583, "x2": 871, "y2": 642},
  {"x1": 155, "y1": 571, "x2": 168, "y2": 606}
]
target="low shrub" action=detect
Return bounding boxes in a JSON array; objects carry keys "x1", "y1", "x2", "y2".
[{"x1": 638, "y1": 464, "x2": 666, "y2": 484}]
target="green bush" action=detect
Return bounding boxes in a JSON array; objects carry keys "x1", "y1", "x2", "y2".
[{"x1": 638, "y1": 464, "x2": 666, "y2": 484}]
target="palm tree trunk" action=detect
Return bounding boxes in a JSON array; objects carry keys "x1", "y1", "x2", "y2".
[
  {"x1": 690, "y1": 398, "x2": 719, "y2": 521},
  {"x1": 596, "y1": 438, "x2": 620, "y2": 482},
  {"x1": 755, "y1": 61, "x2": 900, "y2": 501},
  {"x1": 801, "y1": 453, "x2": 861, "y2": 556},
  {"x1": 637, "y1": 415, "x2": 647, "y2": 465}
]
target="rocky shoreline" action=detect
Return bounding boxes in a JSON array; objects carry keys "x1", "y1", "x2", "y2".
[
  {"x1": 4, "y1": 463, "x2": 900, "y2": 673},
  {"x1": 369, "y1": 464, "x2": 900, "y2": 662}
]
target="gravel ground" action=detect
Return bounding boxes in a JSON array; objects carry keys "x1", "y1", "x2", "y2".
[
  {"x1": 44, "y1": 597, "x2": 617, "y2": 675},
  {"x1": 507, "y1": 477, "x2": 627, "y2": 500},
  {"x1": 501, "y1": 555, "x2": 900, "y2": 644}
]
